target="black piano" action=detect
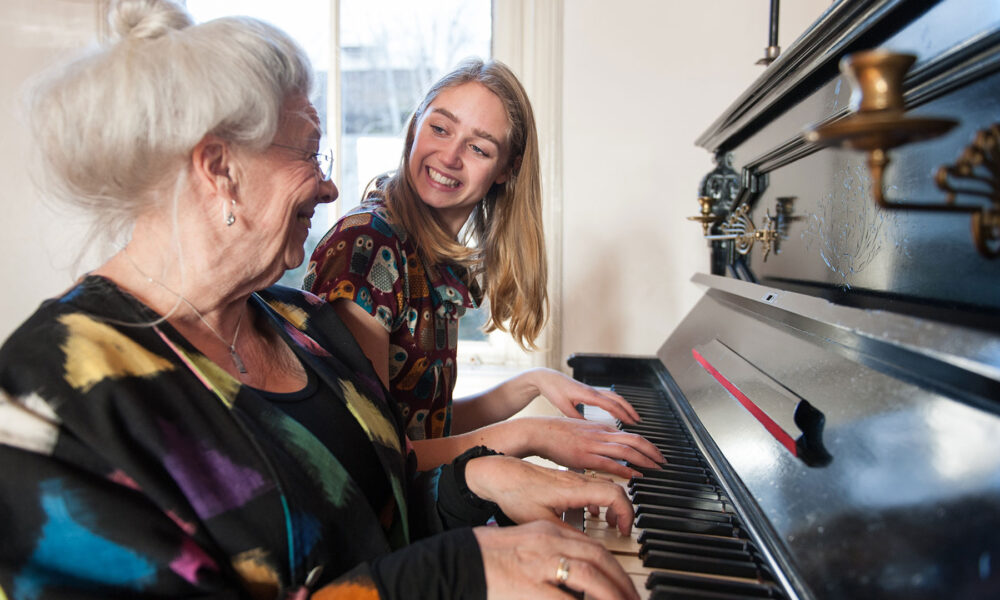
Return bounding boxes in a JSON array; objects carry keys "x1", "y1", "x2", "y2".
[{"x1": 567, "y1": 1, "x2": 1000, "y2": 598}]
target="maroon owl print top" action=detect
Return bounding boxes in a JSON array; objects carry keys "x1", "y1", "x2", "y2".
[{"x1": 305, "y1": 198, "x2": 477, "y2": 440}]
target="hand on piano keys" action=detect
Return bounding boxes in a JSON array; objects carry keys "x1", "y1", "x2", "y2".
[
  {"x1": 510, "y1": 415, "x2": 666, "y2": 480},
  {"x1": 465, "y1": 454, "x2": 643, "y2": 599},
  {"x1": 526, "y1": 367, "x2": 643, "y2": 426},
  {"x1": 576, "y1": 388, "x2": 790, "y2": 600},
  {"x1": 473, "y1": 520, "x2": 642, "y2": 600},
  {"x1": 465, "y1": 454, "x2": 636, "y2": 537}
]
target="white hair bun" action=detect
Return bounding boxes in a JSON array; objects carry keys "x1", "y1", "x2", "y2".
[{"x1": 108, "y1": 0, "x2": 193, "y2": 41}]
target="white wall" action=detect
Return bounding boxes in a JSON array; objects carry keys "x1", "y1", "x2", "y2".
[
  {"x1": 0, "y1": 0, "x2": 101, "y2": 341},
  {"x1": 560, "y1": 0, "x2": 831, "y2": 359}
]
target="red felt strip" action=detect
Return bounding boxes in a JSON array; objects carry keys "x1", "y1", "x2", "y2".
[{"x1": 691, "y1": 348, "x2": 798, "y2": 456}]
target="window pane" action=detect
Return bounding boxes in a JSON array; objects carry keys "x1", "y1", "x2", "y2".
[
  {"x1": 339, "y1": 0, "x2": 491, "y2": 342},
  {"x1": 338, "y1": 0, "x2": 492, "y2": 215},
  {"x1": 183, "y1": 0, "x2": 494, "y2": 318}
]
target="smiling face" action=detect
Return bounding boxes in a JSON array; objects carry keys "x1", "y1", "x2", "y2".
[
  {"x1": 407, "y1": 82, "x2": 511, "y2": 236},
  {"x1": 239, "y1": 94, "x2": 338, "y2": 281}
]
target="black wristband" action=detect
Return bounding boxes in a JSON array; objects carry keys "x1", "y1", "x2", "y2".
[
  {"x1": 452, "y1": 445, "x2": 502, "y2": 510},
  {"x1": 436, "y1": 445, "x2": 506, "y2": 527}
]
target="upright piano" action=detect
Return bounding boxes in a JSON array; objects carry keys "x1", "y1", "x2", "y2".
[{"x1": 568, "y1": 1, "x2": 1000, "y2": 598}]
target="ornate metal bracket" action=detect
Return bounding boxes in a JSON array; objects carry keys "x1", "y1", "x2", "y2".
[
  {"x1": 694, "y1": 197, "x2": 801, "y2": 261},
  {"x1": 805, "y1": 50, "x2": 999, "y2": 258},
  {"x1": 934, "y1": 124, "x2": 1000, "y2": 258}
]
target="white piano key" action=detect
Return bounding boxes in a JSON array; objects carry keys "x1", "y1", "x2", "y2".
[{"x1": 582, "y1": 403, "x2": 617, "y2": 426}]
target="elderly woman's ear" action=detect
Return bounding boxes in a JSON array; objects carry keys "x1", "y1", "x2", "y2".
[{"x1": 191, "y1": 135, "x2": 237, "y2": 197}]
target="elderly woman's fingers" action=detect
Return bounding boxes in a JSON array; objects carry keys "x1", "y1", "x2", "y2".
[
  {"x1": 474, "y1": 521, "x2": 640, "y2": 600},
  {"x1": 466, "y1": 455, "x2": 636, "y2": 536},
  {"x1": 548, "y1": 554, "x2": 637, "y2": 600}
]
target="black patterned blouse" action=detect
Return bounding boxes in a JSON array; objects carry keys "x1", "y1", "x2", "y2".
[{"x1": 0, "y1": 277, "x2": 488, "y2": 599}]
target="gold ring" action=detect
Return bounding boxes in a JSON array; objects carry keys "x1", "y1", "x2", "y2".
[{"x1": 555, "y1": 556, "x2": 570, "y2": 584}]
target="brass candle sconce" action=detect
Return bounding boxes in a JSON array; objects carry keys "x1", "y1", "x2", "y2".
[
  {"x1": 689, "y1": 197, "x2": 802, "y2": 262},
  {"x1": 688, "y1": 196, "x2": 719, "y2": 236},
  {"x1": 805, "y1": 49, "x2": 1000, "y2": 258}
]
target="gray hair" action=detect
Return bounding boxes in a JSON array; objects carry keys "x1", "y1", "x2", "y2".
[{"x1": 27, "y1": 0, "x2": 313, "y2": 244}]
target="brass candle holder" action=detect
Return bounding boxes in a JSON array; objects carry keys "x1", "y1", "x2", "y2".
[
  {"x1": 687, "y1": 196, "x2": 720, "y2": 236},
  {"x1": 805, "y1": 50, "x2": 999, "y2": 258},
  {"x1": 695, "y1": 197, "x2": 802, "y2": 262}
]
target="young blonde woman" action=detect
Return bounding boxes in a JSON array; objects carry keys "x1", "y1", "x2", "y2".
[{"x1": 306, "y1": 59, "x2": 663, "y2": 476}]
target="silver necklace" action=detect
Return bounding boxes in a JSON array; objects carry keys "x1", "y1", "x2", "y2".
[{"x1": 123, "y1": 248, "x2": 249, "y2": 374}]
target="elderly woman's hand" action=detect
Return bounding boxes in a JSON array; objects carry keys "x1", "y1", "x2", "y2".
[
  {"x1": 473, "y1": 520, "x2": 640, "y2": 600},
  {"x1": 464, "y1": 455, "x2": 635, "y2": 535}
]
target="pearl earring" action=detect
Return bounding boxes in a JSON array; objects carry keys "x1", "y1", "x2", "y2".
[{"x1": 224, "y1": 199, "x2": 236, "y2": 226}]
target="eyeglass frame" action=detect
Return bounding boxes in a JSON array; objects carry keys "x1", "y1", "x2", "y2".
[{"x1": 270, "y1": 142, "x2": 335, "y2": 181}]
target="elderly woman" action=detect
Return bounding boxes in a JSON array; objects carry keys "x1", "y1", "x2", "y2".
[{"x1": 0, "y1": 1, "x2": 639, "y2": 599}]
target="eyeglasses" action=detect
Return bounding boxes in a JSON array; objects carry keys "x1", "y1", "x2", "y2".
[{"x1": 271, "y1": 143, "x2": 335, "y2": 181}]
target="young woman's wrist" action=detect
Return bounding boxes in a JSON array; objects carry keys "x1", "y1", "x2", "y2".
[
  {"x1": 477, "y1": 419, "x2": 535, "y2": 458},
  {"x1": 517, "y1": 367, "x2": 546, "y2": 399}
]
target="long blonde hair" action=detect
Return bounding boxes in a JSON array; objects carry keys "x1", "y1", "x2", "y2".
[{"x1": 374, "y1": 58, "x2": 546, "y2": 351}]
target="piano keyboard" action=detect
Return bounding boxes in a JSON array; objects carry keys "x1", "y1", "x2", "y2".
[{"x1": 578, "y1": 384, "x2": 789, "y2": 600}]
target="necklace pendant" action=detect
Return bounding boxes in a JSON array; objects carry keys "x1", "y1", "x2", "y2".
[{"x1": 230, "y1": 347, "x2": 248, "y2": 374}]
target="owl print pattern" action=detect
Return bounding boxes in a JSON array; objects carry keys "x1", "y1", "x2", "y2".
[{"x1": 306, "y1": 198, "x2": 475, "y2": 440}]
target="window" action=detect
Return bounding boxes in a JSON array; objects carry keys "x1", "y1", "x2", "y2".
[
  {"x1": 338, "y1": 0, "x2": 491, "y2": 215},
  {"x1": 336, "y1": 0, "x2": 493, "y2": 343},
  {"x1": 186, "y1": 0, "x2": 500, "y2": 350}
]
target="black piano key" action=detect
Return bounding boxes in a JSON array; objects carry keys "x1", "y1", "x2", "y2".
[
  {"x1": 623, "y1": 403, "x2": 671, "y2": 411},
  {"x1": 641, "y1": 539, "x2": 752, "y2": 563},
  {"x1": 622, "y1": 421, "x2": 686, "y2": 433},
  {"x1": 632, "y1": 490, "x2": 729, "y2": 512},
  {"x1": 643, "y1": 549, "x2": 761, "y2": 579},
  {"x1": 631, "y1": 462, "x2": 707, "y2": 475},
  {"x1": 636, "y1": 435, "x2": 696, "y2": 449},
  {"x1": 632, "y1": 418, "x2": 672, "y2": 426},
  {"x1": 649, "y1": 584, "x2": 774, "y2": 600},
  {"x1": 635, "y1": 466, "x2": 712, "y2": 481},
  {"x1": 628, "y1": 428, "x2": 690, "y2": 441},
  {"x1": 657, "y1": 444, "x2": 701, "y2": 455},
  {"x1": 630, "y1": 480, "x2": 722, "y2": 498},
  {"x1": 623, "y1": 423, "x2": 687, "y2": 435},
  {"x1": 625, "y1": 415, "x2": 680, "y2": 426},
  {"x1": 631, "y1": 482, "x2": 719, "y2": 496},
  {"x1": 636, "y1": 514, "x2": 736, "y2": 536},
  {"x1": 638, "y1": 463, "x2": 708, "y2": 475},
  {"x1": 635, "y1": 503, "x2": 733, "y2": 524},
  {"x1": 646, "y1": 571, "x2": 781, "y2": 598},
  {"x1": 659, "y1": 444, "x2": 705, "y2": 458},
  {"x1": 637, "y1": 528, "x2": 747, "y2": 550},
  {"x1": 654, "y1": 457, "x2": 711, "y2": 472}
]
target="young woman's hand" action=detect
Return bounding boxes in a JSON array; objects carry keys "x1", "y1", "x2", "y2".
[
  {"x1": 510, "y1": 417, "x2": 664, "y2": 479},
  {"x1": 473, "y1": 520, "x2": 640, "y2": 600},
  {"x1": 527, "y1": 368, "x2": 640, "y2": 425}
]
